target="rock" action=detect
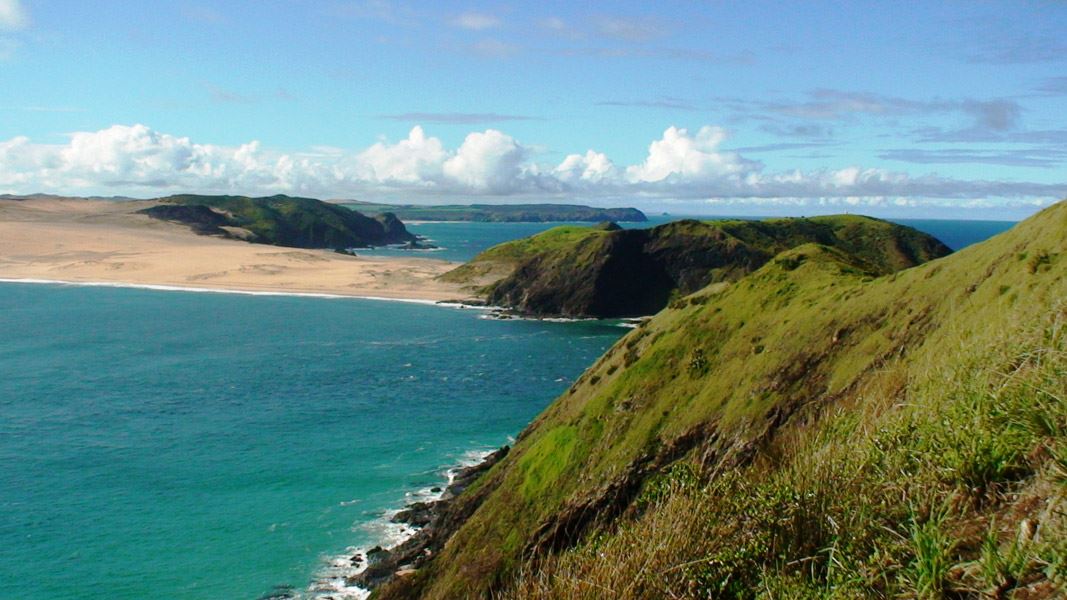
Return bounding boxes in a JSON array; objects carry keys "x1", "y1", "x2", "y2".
[{"x1": 392, "y1": 502, "x2": 437, "y2": 527}]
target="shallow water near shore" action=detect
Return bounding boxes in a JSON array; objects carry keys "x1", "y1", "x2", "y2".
[{"x1": 0, "y1": 283, "x2": 624, "y2": 599}]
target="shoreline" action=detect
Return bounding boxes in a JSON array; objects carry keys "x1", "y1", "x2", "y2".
[
  {"x1": 307, "y1": 447, "x2": 508, "y2": 600},
  {"x1": 0, "y1": 277, "x2": 488, "y2": 309}
]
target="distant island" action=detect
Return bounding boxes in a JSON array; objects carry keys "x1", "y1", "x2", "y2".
[{"x1": 336, "y1": 201, "x2": 648, "y2": 223}]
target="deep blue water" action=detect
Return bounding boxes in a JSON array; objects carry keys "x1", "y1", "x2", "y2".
[{"x1": 0, "y1": 285, "x2": 624, "y2": 599}]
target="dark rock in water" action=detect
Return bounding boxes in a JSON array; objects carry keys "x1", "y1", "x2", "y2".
[
  {"x1": 430, "y1": 486, "x2": 442, "y2": 493},
  {"x1": 348, "y1": 446, "x2": 510, "y2": 591},
  {"x1": 366, "y1": 546, "x2": 389, "y2": 564},
  {"x1": 393, "y1": 502, "x2": 435, "y2": 527},
  {"x1": 257, "y1": 584, "x2": 297, "y2": 599},
  {"x1": 400, "y1": 239, "x2": 438, "y2": 250}
]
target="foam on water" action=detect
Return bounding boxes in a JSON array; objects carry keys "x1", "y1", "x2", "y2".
[{"x1": 307, "y1": 448, "x2": 496, "y2": 600}]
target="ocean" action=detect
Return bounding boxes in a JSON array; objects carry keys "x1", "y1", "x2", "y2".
[{"x1": 0, "y1": 216, "x2": 1015, "y2": 599}]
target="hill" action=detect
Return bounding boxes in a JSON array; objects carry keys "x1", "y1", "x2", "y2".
[
  {"x1": 370, "y1": 201, "x2": 1066, "y2": 599},
  {"x1": 141, "y1": 194, "x2": 416, "y2": 249},
  {"x1": 443, "y1": 215, "x2": 952, "y2": 318},
  {"x1": 338, "y1": 202, "x2": 647, "y2": 223}
]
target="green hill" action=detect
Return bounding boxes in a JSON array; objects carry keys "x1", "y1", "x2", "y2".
[
  {"x1": 375, "y1": 201, "x2": 1066, "y2": 599},
  {"x1": 339, "y1": 202, "x2": 647, "y2": 223},
  {"x1": 141, "y1": 194, "x2": 416, "y2": 249},
  {"x1": 443, "y1": 215, "x2": 952, "y2": 318}
]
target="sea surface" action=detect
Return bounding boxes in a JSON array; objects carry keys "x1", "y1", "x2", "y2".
[
  {"x1": 0, "y1": 285, "x2": 624, "y2": 599},
  {"x1": 0, "y1": 216, "x2": 1015, "y2": 599}
]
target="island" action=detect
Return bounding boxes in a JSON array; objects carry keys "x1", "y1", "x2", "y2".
[{"x1": 335, "y1": 201, "x2": 648, "y2": 223}]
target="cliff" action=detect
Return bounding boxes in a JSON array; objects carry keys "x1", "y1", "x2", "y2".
[
  {"x1": 444, "y1": 215, "x2": 952, "y2": 318},
  {"x1": 376, "y1": 201, "x2": 1066, "y2": 599},
  {"x1": 141, "y1": 194, "x2": 416, "y2": 249}
]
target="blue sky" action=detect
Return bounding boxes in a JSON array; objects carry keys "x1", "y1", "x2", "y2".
[{"x1": 1, "y1": 0, "x2": 1065, "y2": 217}]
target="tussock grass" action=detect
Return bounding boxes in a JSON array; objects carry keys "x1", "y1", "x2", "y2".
[{"x1": 498, "y1": 305, "x2": 1067, "y2": 599}]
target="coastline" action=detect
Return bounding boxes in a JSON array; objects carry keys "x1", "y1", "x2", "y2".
[
  {"x1": 0, "y1": 277, "x2": 487, "y2": 309},
  {"x1": 307, "y1": 447, "x2": 509, "y2": 600}
]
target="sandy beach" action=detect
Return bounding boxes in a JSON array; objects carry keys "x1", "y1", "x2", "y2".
[{"x1": 0, "y1": 197, "x2": 474, "y2": 302}]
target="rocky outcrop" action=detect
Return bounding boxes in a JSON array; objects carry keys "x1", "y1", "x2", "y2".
[{"x1": 348, "y1": 446, "x2": 510, "y2": 591}]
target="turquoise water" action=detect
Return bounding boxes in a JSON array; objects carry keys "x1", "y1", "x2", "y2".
[
  {"x1": 0, "y1": 216, "x2": 1016, "y2": 599},
  {"x1": 0, "y1": 284, "x2": 624, "y2": 599},
  {"x1": 360, "y1": 216, "x2": 1016, "y2": 263}
]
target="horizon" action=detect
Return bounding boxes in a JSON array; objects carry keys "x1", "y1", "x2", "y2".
[{"x1": 1, "y1": 1, "x2": 1065, "y2": 219}]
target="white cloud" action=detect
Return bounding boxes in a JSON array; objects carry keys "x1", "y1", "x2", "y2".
[
  {"x1": 355, "y1": 126, "x2": 446, "y2": 185},
  {"x1": 625, "y1": 126, "x2": 757, "y2": 183},
  {"x1": 443, "y1": 130, "x2": 528, "y2": 193},
  {"x1": 555, "y1": 150, "x2": 617, "y2": 183},
  {"x1": 450, "y1": 12, "x2": 499, "y2": 30},
  {"x1": 0, "y1": 0, "x2": 28, "y2": 30},
  {"x1": 0, "y1": 123, "x2": 1061, "y2": 209}
]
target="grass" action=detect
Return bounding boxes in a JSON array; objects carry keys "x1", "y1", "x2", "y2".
[
  {"x1": 497, "y1": 302, "x2": 1066, "y2": 599},
  {"x1": 375, "y1": 201, "x2": 1066, "y2": 600}
]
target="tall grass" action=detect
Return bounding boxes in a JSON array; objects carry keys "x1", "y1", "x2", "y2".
[{"x1": 498, "y1": 305, "x2": 1066, "y2": 599}]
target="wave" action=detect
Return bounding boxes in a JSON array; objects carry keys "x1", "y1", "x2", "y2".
[{"x1": 306, "y1": 448, "x2": 498, "y2": 600}]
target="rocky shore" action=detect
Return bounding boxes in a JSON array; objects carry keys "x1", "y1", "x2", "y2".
[{"x1": 347, "y1": 446, "x2": 510, "y2": 592}]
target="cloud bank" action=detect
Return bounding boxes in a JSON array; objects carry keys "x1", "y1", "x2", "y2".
[{"x1": 0, "y1": 123, "x2": 1062, "y2": 211}]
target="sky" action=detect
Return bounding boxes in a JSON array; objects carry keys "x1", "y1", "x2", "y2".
[{"x1": 1, "y1": 0, "x2": 1065, "y2": 218}]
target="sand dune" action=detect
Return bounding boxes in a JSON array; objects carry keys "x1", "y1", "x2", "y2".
[{"x1": 0, "y1": 198, "x2": 474, "y2": 302}]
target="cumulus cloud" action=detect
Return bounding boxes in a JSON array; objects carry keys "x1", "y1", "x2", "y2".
[
  {"x1": 0, "y1": 123, "x2": 1062, "y2": 209},
  {"x1": 625, "y1": 126, "x2": 758, "y2": 183},
  {"x1": 0, "y1": 0, "x2": 28, "y2": 30}
]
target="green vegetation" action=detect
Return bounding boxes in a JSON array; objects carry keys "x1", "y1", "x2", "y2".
[
  {"x1": 444, "y1": 214, "x2": 951, "y2": 318},
  {"x1": 375, "y1": 201, "x2": 1066, "y2": 599},
  {"x1": 143, "y1": 194, "x2": 415, "y2": 249},
  {"x1": 339, "y1": 202, "x2": 647, "y2": 223}
]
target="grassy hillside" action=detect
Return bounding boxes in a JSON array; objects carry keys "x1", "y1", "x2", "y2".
[
  {"x1": 443, "y1": 215, "x2": 951, "y2": 318},
  {"x1": 143, "y1": 194, "x2": 415, "y2": 249},
  {"x1": 376, "y1": 201, "x2": 1066, "y2": 599},
  {"x1": 338, "y1": 202, "x2": 647, "y2": 223}
]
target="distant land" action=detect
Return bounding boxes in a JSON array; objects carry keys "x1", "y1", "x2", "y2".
[
  {"x1": 1, "y1": 193, "x2": 418, "y2": 250},
  {"x1": 144, "y1": 194, "x2": 416, "y2": 249},
  {"x1": 336, "y1": 201, "x2": 648, "y2": 223}
]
